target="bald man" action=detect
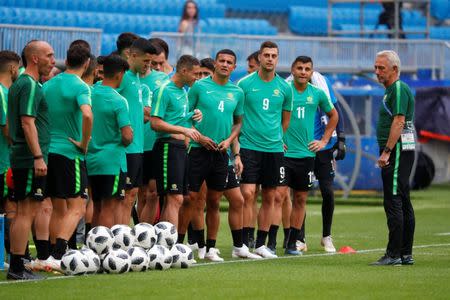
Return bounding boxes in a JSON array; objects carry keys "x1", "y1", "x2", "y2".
[{"x1": 7, "y1": 40, "x2": 55, "y2": 280}]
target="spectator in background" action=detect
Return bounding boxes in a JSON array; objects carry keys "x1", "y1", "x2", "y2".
[
  {"x1": 378, "y1": 2, "x2": 405, "y2": 39},
  {"x1": 247, "y1": 51, "x2": 260, "y2": 74},
  {"x1": 179, "y1": 1, "x2": 199, "y2": 33},
  {"x1": 178, "y1": 1, "x2": 200, "y2": 56}
]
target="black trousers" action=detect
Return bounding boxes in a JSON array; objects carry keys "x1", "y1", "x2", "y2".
[{"x1": 381, "y1": 145, "x2": 415, "y2": 258}]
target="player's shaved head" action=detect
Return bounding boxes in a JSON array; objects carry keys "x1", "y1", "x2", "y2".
[{"x1": 22, "y1": 39, "x2": 55, "y2": 77}]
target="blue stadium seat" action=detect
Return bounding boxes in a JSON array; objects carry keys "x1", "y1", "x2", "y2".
[
  {"x1": 431, "y1": 0, "x2": 449, "y2": 21},
  {"x1": 430, "y1": 26, "x2": 450, "y2": 40}
]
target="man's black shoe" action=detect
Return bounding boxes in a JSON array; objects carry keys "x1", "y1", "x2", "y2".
[
  {"x1": 370, "y1": 254, "x2": 402, "y2": 266},
  {"x1": 401, "y1": 255, "x2": 414, "y2": 265},
  {"x1": 7, "y1": 269, "x2": 45, "y2": 281}
]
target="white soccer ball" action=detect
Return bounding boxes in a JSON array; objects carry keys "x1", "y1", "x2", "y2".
[
  {"x1": 132, "y1": 222, "x2": 157, "y2": 250},
  {"x1": 170, "y1": 243, "x2": 195, "y2": 268},
  {"x1": 102, "y1": 249, "x2": 131, "y2": 274},
  {"x1": 86, "y1": 226, "x2": 115, "y2": 255},
  {"x1": 61, "y1": 250, "x2": 89, "y2": 276},
  {"x1": 154, "y1": 221, "x2": 177, "y2": 249},
  {"x1": 127, "y1": 246, "x2": 150, "y2": 272},
  {"x1": 147, "y1": 245, "x2": 173, "y2": 270},
  {"x1": 111, "y1": 224, "x2": 135, "y2": 251},
  {"x1": 80, "y1": 247, "x2": 101, "y2": 274}
]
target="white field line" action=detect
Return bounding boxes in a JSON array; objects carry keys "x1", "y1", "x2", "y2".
[
  {"x1": 1, "y1": 242, "x2": 449, "y2": 285},
  {"x1": 435, "y1": 233, "x2": 450, "y2": 236}
]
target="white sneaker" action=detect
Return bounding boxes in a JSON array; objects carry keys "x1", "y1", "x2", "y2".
[
  {"x1": 188, "y1": 242, "x2": 199, "y2": 252},
  {"x1": 32, "y1": 258, "x2": 53, "y2": 272},
  {"x1": 45, "y1": 256, "x2": 63, "y2": 272},
  {"x1": 296, "y1": 240, "x2": 308, "y2": 252},
  {"x1": 198, "y1": 247, "x2": 206, "y2": 259},
  {"x1": 254, "y1": 246, "x2": 278, "y2": 259},
  {"x1": 204, "y1": 248, "x2": 224, "y2": 262},
  {"x1": 232, "y1": 245, "x2": 262, "y2": 259},
  {"x1": 321, "y1": 236, "x2": 336, "y2": 253}
]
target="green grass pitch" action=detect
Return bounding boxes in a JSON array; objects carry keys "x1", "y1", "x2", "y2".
[{"x1": 1, "y1": 184, "x2": 449, "y2": 299}]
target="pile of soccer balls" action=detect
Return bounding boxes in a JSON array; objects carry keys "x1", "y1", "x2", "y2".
[{"x1": 60, "y1": 221, "x2": 195, "y2": 276}]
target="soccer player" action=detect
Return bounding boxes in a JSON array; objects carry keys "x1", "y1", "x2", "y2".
[
  {"x1": 179, "y1": 49, "x2": 258, "y2": 261},
  {"x1": 116, "y1": 32, "x2": 140, "y2": 60},
  {"x1": 246, "y1": 51, "x2": 260, "y2": 74},
  {"x1": 81, "y1": 54, "x2": 97, "y2": 85},
  {"x1": 7, "y1": 40, "x2": 55, "y2": 280},
  {"x1": 199, "y1": 58, "x2": 214, "y2": 78},
  {"x1": 282, "y1": 56, "x2": 338, "y2": 255},
  {"x1": 43, "y1": 44, "x2": 93, "y2": 266},
  {"x1": 185, "y1": 56, "x2": 215, "y2": 245},
  {"x1": 294, "y1": 71, "x2": 346, "y2": 253},
  {"x1": 87, "y1": 55, "x2": 132, "y2": 227},
  {"x1": 372, "y1": 50, "x2": 415, "y2": 266},
  {"x1": 95, "y1": 55, "x2": 106, "y2": 83},
  {"x1": 150, "y1": 55, "x2": 202, "y2": 227},
  {"x1": 237, "y1": 41, "x2": 293, "y2": 258},
  {"x1": 0, "y1": 50, "x2": 20, "y2": 261},
  {"x1": 148, "y1": 38, "x2": 174, "y2": 75},
  {"x1": 116, "y1": 38, "x2": 156, "y2": 225},
  {"x1": 138, "y1": 49, "x2": 170, "y2": 224}
]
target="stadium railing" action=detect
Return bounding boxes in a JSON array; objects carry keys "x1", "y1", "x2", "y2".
[
  {"x1": 0, "y1": 24, "x2": 102, "y2": 61},
  {"x1": 151, "y1": 32, "x2": 449, "y2": 80}
]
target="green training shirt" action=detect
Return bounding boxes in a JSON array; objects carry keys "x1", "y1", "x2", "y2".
[
  {"x1": 87, "y1": 84, "x2": 130, "y2": 175},
  {"x1": 151, "y1": 80, "x2": 192, "y2": 140},
  {"x1": 376, "y1": 80, "x2": 415, "y2": 148},
  {"x1": 284, "y1": 83, "x2": 334, "y2": 158},
  {"x1": 0, "y1": 84, "x2": 9, "y2": 172},
  {"x1": 43, "y1": 72, "x2": 91, "y2": 160},
  {"x1": 237, "y1": 72, "x2": 293, "y2": 152},
  {"x1": 188, "y1": 76, "x2": 244, "y2": 148},
  {"x1": 8, "y1": 74, "x2": 50, "y2": 168},
  {"x1": 141, "y1": 70, "x2": 169, "y2": 151},
  {"x1": 117, "y1": 70, "x2": 151, "y2": 154}
]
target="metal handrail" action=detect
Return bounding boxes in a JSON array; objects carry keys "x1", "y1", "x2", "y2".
[
  {"x1": 0, "y1": 24, "x2": 102, "y2": 58},
  {"x1": 151, "y1": 32, "x2": 448, "y2": 79}
]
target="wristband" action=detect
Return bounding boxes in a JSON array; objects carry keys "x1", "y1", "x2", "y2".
[
  {"x1": 383, "y1": 146, "x2": 392, "y2": 154},
  {"x1": 33, "y1": 155, "x2": 43, "y2": 160},
  {"x1": 233, "y1": 153, "x2": 240, "y2": 158}
]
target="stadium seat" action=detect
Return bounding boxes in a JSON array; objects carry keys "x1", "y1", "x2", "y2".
[{"x1": 431, "y1": 0, "x2": 449, "y2": 21}]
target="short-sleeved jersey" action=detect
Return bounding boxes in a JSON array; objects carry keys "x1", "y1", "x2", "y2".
[
  {"x1": 0, "y1": 84, "x2": 10, "y2": 172},
  {"x1": 188, "y1": 76, "x2": 244, "y2": 148},
  {"x1": 238, "y1": 72, "x2": 293, "y2": 152},
  {"x1": 8, "y1": 74, "x2": 50, "y2": 168},
  {"x1": 43, "y1": 72, "x2": 91, "y2": 160},
  {"x1": 151, "y1": 80, "x2": 191, "y2": 140},
  {"x1": 117, "y1": 70, "x2": 151, "y2": 154},
  {"x1": 284, "y1": 83, "x2": 334, "y2": 159},
  {"x1": 141, "y1": 70, "x2": 169, "y2": 151},
  {"x1": 376, "y1": 80, "x2": 415, "y2": 147},
  {"x1": 87, "y1": 84, "x2": 131, "y2": 175}
]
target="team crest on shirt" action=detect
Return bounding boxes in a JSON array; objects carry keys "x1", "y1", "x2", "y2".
[
  {"x1": 156, "y1": 80, "x2": 161, "y2": 86},
  {"x1": 35, "y1": 188, "x2": 43, "y2": 196},
  {"x1": 272, "y1": 89, "x2": 280, "y2": 97},
  {"x1": 120, "y1": 189, "x2": 125, "y2": 197},
  {"x1": 227, "y1": 93, "x2": 234, "y2": 100},
  {"x1": 306, "y1": 96, "x2": 313, "y2": 104},
  {"x1": 126, "y1": 177, "x2": 131, "y2": 184},
  {"x1": 171, "y1": 184, "x2": 178, "y2": 191}
]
